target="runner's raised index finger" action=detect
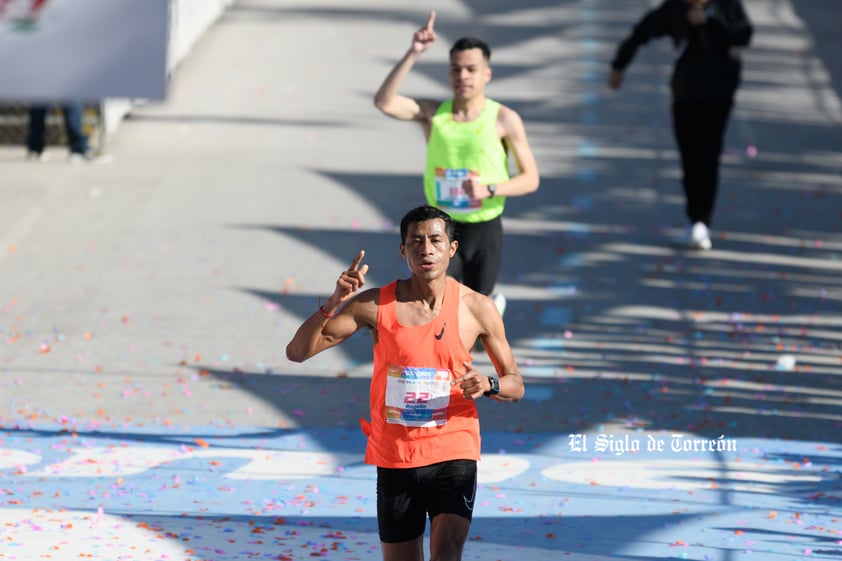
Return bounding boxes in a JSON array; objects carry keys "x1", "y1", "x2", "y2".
[
  {"x1": 425, "y1": 11, "x2": 436, "y2": 31},
  {"x1": 349, "y1": 250, "x2": 366, "y2": 271}
]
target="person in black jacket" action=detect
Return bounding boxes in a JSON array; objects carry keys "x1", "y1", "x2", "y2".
[{"x1": 608, "y1": 0, "x2": 753, "y2": 250}]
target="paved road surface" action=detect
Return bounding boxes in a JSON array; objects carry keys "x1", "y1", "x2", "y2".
[{"x1": 1, "y1": 1, "x2": 841, "y2": 559}]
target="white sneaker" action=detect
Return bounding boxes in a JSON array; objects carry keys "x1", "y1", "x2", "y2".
[
  {"x1": 25, "y1": 151, "x2": 49, "y2": 162},
  {"x1": 688, "y1": 222, "x2": 712, "y2": 250},
  {"x1": 68, "y1": 151, "x2": 111, "y2": 164},
  {"x1": 492, "y1": 293, "x2": 507, "y2": 317}
]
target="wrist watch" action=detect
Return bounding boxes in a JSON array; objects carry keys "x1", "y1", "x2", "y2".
[
  {"x1": 483, "y1": 376, "x2": 500, "y2": 397},
  {"x1": 487, "y1": 183, "x2": 497, "y2": 198}
]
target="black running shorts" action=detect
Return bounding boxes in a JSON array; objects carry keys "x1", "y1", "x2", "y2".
[
  {"x1": 376, "y1": 459, "x2": 478, "y2": 543},
  {"x1": 447, "y1": 216, "x2": 503, "y2": 296}
]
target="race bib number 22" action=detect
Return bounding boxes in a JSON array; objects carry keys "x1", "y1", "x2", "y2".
[{"x1": 385, "y1": 365, "x2": 452, "y2": 427}]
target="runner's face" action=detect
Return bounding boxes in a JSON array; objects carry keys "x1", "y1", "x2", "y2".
[
  {"x1": 401, "y1": 219, "x2": 457, "y2": 279},
  {"x1": 449, "y1": 48, "x2": 491, "y2": 101}
]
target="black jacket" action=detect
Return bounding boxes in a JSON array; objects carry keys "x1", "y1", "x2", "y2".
[{"x1": 611, "y1": 0, "x2": 753, "y2": 102}]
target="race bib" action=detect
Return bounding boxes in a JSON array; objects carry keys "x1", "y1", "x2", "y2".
[
  {"x1": 385, "y1": 365, "x2": 452, "y2": 427},
  {"x1": 434, "y1": 168, "x2": 481, "y2": 212}
]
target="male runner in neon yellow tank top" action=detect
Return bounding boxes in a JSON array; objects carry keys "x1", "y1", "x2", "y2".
[{"x1": 374, "y1": 10, "x2": 540, "y2": 310}]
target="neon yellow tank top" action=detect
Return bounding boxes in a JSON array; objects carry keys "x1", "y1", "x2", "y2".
[{"x1": 424, "y1": 99, "x2": 509, "y2": 223}]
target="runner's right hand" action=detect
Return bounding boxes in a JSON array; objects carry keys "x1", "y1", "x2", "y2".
[
  {"x1": 333, "y1": 250, "x2": 368, "y2": 303},
  {"x1": 411, "y1": 11, "x2": 437, "y2": 54}
]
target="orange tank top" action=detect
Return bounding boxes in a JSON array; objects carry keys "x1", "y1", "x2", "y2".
[{"x1": 361, "y1": 277, "x2": 479, "y2": 468}]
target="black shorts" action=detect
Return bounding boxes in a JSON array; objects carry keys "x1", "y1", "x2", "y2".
[
  {"x1": 447, "y1": 216, "x2": 503, "y2": 296},
  {"x1": 376, "y1": 459, "x2": 478, "y2": 543}
]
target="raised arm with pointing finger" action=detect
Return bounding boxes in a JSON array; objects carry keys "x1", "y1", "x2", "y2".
[
  {"x1": 285, "y1": 250, "x2": 374, "y2": 362},
  {"x1": 373, "y1": 11, "x2": 438, "y2": 123}
]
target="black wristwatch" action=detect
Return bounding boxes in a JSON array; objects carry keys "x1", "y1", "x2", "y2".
[
  {"x1": 487, "y1": 183, "x2": 497, "y2": 198},
  {"x1": 483, "y1": 376, "x2": 500, "y2": 397}
]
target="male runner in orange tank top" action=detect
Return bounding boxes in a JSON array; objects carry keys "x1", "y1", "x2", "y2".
[{"x1": 287, "y1": 205, "x2": 525, "y2": 561}]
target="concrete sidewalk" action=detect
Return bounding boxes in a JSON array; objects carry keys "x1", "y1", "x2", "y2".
[{"x1": 1, "y1": 0, "x2": 841, "y2": 559}]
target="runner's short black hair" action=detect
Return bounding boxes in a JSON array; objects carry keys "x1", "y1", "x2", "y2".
[
  {"x1": 450, "y1": 37, "x2": 491, "y2": 61},
  {"x1": 400, "y1": 206, "x2": 456, "y2": 244}
]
